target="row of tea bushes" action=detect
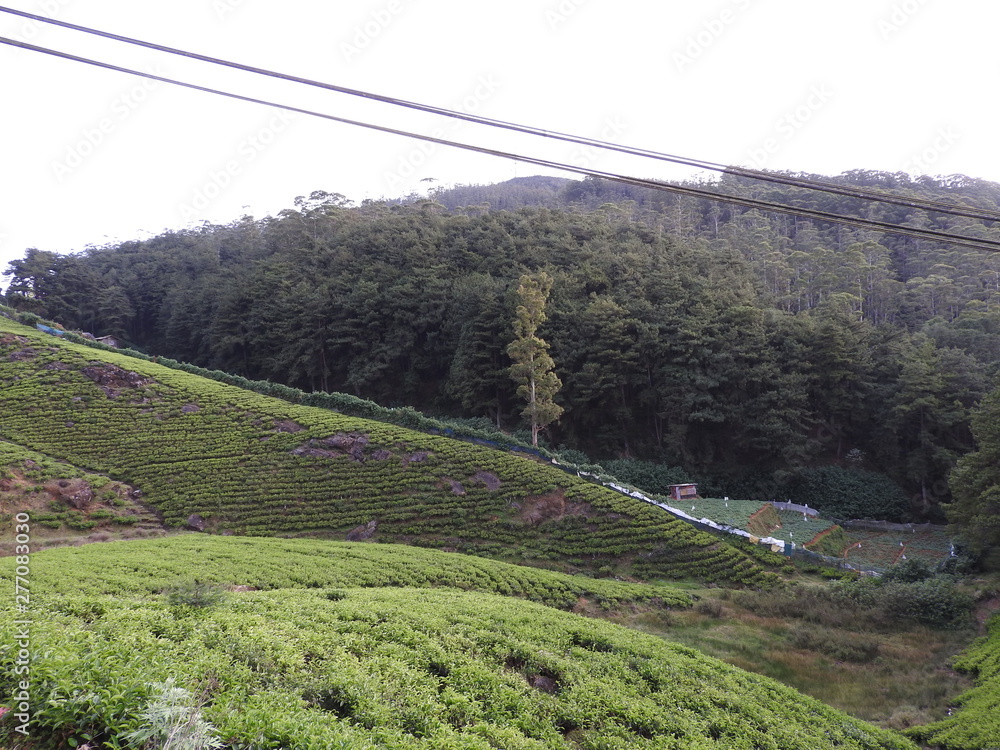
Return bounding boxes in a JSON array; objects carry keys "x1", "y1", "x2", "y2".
[
  {"x1": 0, "y1": 318, "x2": 779, "y2": 586},
  {"x1": 0, "y1": 539, "x2": 917, "y2": 750}
]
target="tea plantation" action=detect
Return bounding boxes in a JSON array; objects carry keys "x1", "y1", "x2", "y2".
[
  {"x1": 5, "y1": 314, "x2": 998, "y2": 750},
  {"x1": 4, "y1": 535, "x2": 692, "y2": 610},
  {"x1": 0, "y1": 539, "x2": 919, "y2": 750},
  {"x1": 0, "y1": 316, "x2": 774, "y2": 586},
  {"x1": 908, "y1": 614, "x2": 1000, "y2": 750}
]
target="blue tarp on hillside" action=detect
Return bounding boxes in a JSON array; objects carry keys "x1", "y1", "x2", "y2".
[{"x1": 35, "y1": 323, "x2": 65, "y2": 337}]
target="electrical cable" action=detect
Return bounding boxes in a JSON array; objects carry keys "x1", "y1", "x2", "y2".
[
  {"x1": 2, "y1": 33, "x2": 1000, "y2": 253},
  {"x1": 1, "y1": 4, "x2": 998, "y2": 225}
]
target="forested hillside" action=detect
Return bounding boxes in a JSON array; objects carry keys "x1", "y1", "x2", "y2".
[
  {"x1": 5, "y1": 170, "x2": 1000, "y2": 519},
  {"x1": 3, "y1": 172, "x2": 1000, "y2": 750},
  {"x1": 0, "y1": 315, "x2": 776, "y2": 586}
]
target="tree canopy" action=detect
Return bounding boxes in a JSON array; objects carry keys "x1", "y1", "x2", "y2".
[
  {"x1": 5, "y1": 170, "x2": 1000, "y2": 520},
  {"x1": 507, "y1": 271, "x2": 563, "y2": 447},
  {"x1": 947, "y1": 384, "x2": 1000, "y2": 555}
]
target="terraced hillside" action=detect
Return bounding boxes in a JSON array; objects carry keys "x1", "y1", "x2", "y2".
[
  {"x1": 0, "y1": 439, "x2": 160, "y2": 553},
  {"x1": 0, "y1": 316, "x2": 774, "y2": 586},
  {"x1": 680, "y1": 498, "x2": 957, "y2": 571},
  {"x1": 684, "y1": 499, "x2": 838, "y2": 544},
  {"x1": 840, "y1": 527, "x2": 957, "y2": 569},
  {"x1": 0, "y1": 538, "x2": 917, "y2": 750}
]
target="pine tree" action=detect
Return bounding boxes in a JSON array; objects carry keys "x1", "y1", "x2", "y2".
[
  {"x1": 946, "y1": 384, "x2": 1000, "y2": 556},
  {"x1": 507, "y1": 272, "x2": 563, "y2": 447}
]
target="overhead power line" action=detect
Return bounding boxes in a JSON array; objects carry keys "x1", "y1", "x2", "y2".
[
  {"x1": 2, "y1": 4, "x2": 998, "y2": 225},
  {"x1": 2, "y1": 34, "x2": 1000, "y2": 253}
]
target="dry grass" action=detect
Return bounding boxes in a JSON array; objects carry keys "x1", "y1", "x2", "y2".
[{"x1": 613, "y1": 583, "x2": 977, "y2": 727}]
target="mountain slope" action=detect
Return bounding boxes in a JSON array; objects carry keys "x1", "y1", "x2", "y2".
[
  {"x1": 0, "y1": 539, "x2": 916, "y2": 750},
  {"x1": 908, "y1": 612, "x2": 1000, "y2": 750},
  {"x1": 0, "y1": 438, "x2": 159, "y2": 552},
  {"x1": 5, "y1": 534, "x2": 691, "y2": 610},
  {"x1": 8, "y1": 178, "x2": 996, "y2": 506},
  {"x1": 0, "y1": 315, "x2": 774, "y2": 586}
]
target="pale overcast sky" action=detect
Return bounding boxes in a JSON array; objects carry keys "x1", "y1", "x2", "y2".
[{"x1": 1, "y1": 0, "x2": 997, "y2": 285}]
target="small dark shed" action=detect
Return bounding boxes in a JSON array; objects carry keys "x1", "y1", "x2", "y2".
[{"x1": 667, "y1": 483, "x2": 699, "y2": 502}]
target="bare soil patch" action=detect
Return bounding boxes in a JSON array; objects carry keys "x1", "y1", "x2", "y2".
[
  {"x1": 291, "y1": 432, "x2": 372, "y2": 461},
  {"x1": 472, "y1": 471, "x2": 501, "y2": 490},
  {"x1": 81, "y1": 362, "x2": 154, "y2": 398},
  {"x1": 517, "y1": 490, "x2": 593, "y2": 525},
  {"x1": 43, "y1": 478, "x2": 94, "y2": 509},
  {"x1": 0, "y1": 466, "x2": 163, "y2": 556}
]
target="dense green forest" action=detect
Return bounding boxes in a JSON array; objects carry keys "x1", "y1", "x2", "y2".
[{"x1": 6, "y1": 170, "x2": 1000, "y2": 521}]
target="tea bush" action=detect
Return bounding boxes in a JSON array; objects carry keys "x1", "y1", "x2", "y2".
[
  {"x1": 0, "y1": 535, "x2": 692, "y2": 611},
  {"x1": 837, "y1": 575, "x2": 974, "y2": 627},
  {"x1": 908, "y1": 612, "x2": 1000, "y2": 750},
  {"x1": 0, "y1": 584, "x2": 918, "y2": 750},
  {"x1": 785, "y1": 467, "x2": 912, "y2": 521}
]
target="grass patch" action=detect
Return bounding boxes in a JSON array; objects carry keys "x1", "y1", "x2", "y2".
[{"x1": 615, "y1": 583, "x2": 978, "y2": 727}]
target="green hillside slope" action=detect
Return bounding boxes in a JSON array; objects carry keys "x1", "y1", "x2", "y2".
[
  {"x1": 0, "y1": 539, "x2": 915, "y2": 750},
  {"x1": 0, "y1": 316, "x2": 774, "y2": 586},
  {"x1": 11, "y1": 174, "x2": 994, "y2": 510},
  {"x1": 0, "y1": 439, "x2": 160, "y2": 552},
  {"x1": 908, "y1": 613, "x2": 1000, "y2": 750},
  {"x1": 3, "y1": 535, "x2": 691, "y2": 610}
]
